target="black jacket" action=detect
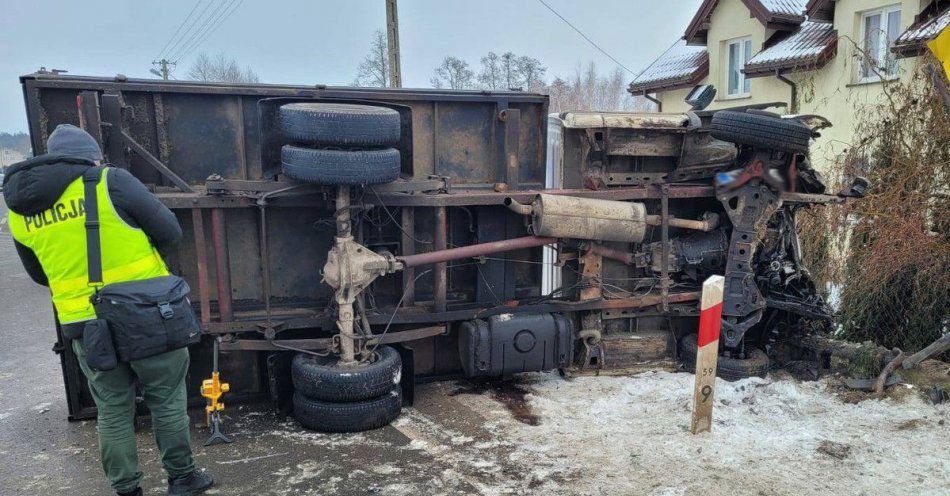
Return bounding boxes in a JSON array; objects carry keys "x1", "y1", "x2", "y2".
[{"x1": 3, "y1": 155, "x2": 182, "y2": 335}]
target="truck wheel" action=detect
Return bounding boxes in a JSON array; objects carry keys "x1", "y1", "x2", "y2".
[
  {"x1": 293, "y1": 388, "x2": 402, "y2": 433},
  {"x1": 292, "y1": 346, "x2": 402, "y2": 402},
  {"x1": 279, "y1": 103, "x2": 401, "y2": 147},
  {"x1": 281, "y1": 145, "x2": 400, "y2": 185},
  {"x1": 679, "y1": 333, "x2": 770, "y2": 381},
  {"x1": 710, "y1": 110, "x2": 811, "y2": 154}
]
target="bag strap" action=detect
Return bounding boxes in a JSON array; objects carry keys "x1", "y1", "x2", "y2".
[{"x1": 83, "y1": 166, "x2": 106, "y2": 287}]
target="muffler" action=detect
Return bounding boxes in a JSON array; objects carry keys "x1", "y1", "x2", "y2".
[
  {"x1": 505, "y1": 194, "x2": 719, "y2": 243},
  {"x1": 506, "y1": 194, "x2": 648, "y2": 243}
]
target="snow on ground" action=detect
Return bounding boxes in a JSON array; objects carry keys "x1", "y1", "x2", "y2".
[{"x1": 451, "y1": 371, "x2": 950, "y2": 496}]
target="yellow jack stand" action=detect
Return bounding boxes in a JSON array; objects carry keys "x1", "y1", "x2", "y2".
[{"x1": 201, "y1": 337, "x2": 232, "y2": 446}]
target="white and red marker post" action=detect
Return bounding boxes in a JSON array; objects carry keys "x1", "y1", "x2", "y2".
[{"x1": 691, "y1": 275, "x2": 725, "y2": 434}]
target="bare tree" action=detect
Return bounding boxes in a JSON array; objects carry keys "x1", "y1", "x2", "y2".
[
  {"x1": 430, "y1": 57, "x2": 474, "y2": 90},
  {"x1": 544, "y1": 62, "x2": 652, "y2": 113},
  {"x1": 478, "y1": 52, "x2": 504, "y2": 90},
  {"x1": 188, "y1": 52, "x2": 260, "y2": 83},
  {"x1": 501, "y1": 52, "x2": 517, "y2": 89},
  {"x1": 514, "y1": 55, "x2": 546, "y2": 92},
  {"x1": 546, "y1": 77, "x2": 573, "y2": 112},
  {"x1": 353, "y1": 29, "x2": 389, "y2": 87},
  {"x1": 477, "y1": 51, "x2": 546, "y2": 91},
  {"x1": 431, "y1": 53, "x2": 648, "y2": 112}
]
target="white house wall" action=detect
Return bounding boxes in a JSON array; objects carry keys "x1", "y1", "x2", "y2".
[{"x1": 655, "y1": 0, "x2": 930, "y2": 173}]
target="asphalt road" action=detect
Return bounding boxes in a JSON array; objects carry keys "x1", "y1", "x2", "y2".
[{"x1": 0, "y1": 195, "x2": 522, "y2": 496}]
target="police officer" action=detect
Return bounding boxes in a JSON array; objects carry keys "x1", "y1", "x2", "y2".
[{"x1": 2, "y1": 124, "x2": 215, "y2": 496}]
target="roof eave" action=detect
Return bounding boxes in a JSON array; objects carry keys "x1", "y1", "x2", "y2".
[
  {"x1": 684, "y1": 30, "x2": 709, "y2": 46},
  {"x1": 628, "y1": 78, "x2": 700, "y2": 95},
  {"x1": 744, "y1": 41, "x2": 837, "y2": 78},
  {"x1": 889, "y1": 2, "x2": 950, "y2": 58},
  {"x1": 805, "y1": 0, "x2": 833, "y2": 19},
  {"x1": 766, "y1": 16, "x2": 807, "y2": 30},
  {"x1": 743, "y1": 0, "x2": 807, "y2": 29},
  {"x1": 628, "y1": 59, "x2": 710, "y2": 96},
  {"x1": 683, "y1": 0, "x2": 719, "y2": 45},
  {"x1": 685, "y1": 0, "x2": 808, "y2": 45},
  {"x1": 891, "y1": 42, "x2": 929, "y2": 59}
]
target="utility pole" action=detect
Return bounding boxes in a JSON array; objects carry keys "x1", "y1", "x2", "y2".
[
  {"x1": 385, "y1": 0, "x2": 402, "y2": 88},
  {"x1": 151, "y1": 59, "x2": 176, "y2": 80}
]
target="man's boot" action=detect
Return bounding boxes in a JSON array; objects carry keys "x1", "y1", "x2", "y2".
[{"x1": 167, "y1": 469, "x2": 214, "y2": 496}]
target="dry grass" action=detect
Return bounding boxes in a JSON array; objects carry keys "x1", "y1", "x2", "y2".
[{"x1": 802, "y1": 59, "x2": 950, "y2": 355}]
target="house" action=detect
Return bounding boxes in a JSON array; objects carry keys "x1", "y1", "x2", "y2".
[{"x1": 629, "y1": 0, "x2": 950, "y2": 168}]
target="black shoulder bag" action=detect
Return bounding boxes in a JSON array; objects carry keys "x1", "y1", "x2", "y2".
[{"x1": 82, "y1": 166, "x2": 201, "y2": 368}]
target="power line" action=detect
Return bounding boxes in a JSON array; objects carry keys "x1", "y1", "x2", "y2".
[
  {"x1": 174, "y1": 0, "x2": 244, "y2": 63},
  {"x1": 535, "y1": 0, "x2": 635, "y2": 75},
  {"x1": 184, "y1": 0, "x2": 245, "y2": 61},
  {"x1": 629, "y1": 37, "x2": 685, "y2": 85},
  {"x1": 156, "y1": 0, "x2": 204, "y2": 60},
  {"x1": 173, "y1": 0, "x2": 244, "y2": 63},
  {"x1": 163, "y1": 0, "x2": 217, "y2": 63},
  {"x1": 169, "y1": 0, "x2": 234, "y2": 62}
]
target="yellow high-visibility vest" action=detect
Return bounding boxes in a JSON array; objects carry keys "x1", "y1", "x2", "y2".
[{"x1": 7, "y1": 168, "x2": 169, "y2": 324}]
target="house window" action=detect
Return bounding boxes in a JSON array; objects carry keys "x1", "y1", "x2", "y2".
[
  {"x1": 860, "y1": 6, "x2": 901, "y2": 80},
  {"x1": 726, "y1": 37, "x2": 752, "y2": 97}
]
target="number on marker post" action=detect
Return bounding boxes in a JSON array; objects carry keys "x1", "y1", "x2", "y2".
[{"x1": 691, "y1": 275, "x2": 724, "y2": 434}]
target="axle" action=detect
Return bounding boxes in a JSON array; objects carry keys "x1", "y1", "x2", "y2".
[{"x1": 396, "y1": 235, "x2": 556, "y2": 268}]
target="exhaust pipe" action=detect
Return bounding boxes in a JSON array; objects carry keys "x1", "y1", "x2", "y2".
[
  {"x1": 646, "y1": 212, "x2": 720, "y2": 232},
  {"x1": 503, "y1": 197, "x2": 533, "y2": 215}
]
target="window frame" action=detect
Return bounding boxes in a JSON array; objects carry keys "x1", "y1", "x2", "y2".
[
  {"x1": 724, "y1": 36, "x2": 752, "y2": 98},
  {"x1": 858, "y1": 5, "x2": 902, "y2": 83}
]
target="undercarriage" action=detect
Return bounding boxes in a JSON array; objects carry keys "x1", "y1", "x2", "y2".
[{"x1": 20, "y1": 75, "x2": 862, "y2": 427}]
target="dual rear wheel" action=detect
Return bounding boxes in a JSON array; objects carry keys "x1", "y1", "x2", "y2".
[
  {"x1": 291, "y1": 347, "x2": 403, "y2": 432},
  {"x1": 278, "y1": 102, "x2": 405, "y2": 432}
]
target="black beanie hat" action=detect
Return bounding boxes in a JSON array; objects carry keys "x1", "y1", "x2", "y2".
[{"x1": 47, "y1": 124, "x2": 103, "y2": 161}]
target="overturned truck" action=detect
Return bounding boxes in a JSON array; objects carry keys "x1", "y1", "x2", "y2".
[{"x1": 20, "y1": 73, "x2": 858, "y2": 429}]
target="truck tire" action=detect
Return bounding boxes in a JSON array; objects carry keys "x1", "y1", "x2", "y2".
[
  {"x1": 292, "y1": 346, "x2": 402, "y2": 402},
  {"x1": 293, "y1": 388, "x2": 402, "y2": 433},
  {"x1": 281, "y1": 145, "x2": 400, "y2": 185},
  {"x1": 710, "y1": 110, "x2": 811, "y2": 154},
  {"x1": 279, "y1": 103, "x2": 401, "y2": 147},
  {"x1": 679, "y1": 333, "x2": 770, "y2": 381}
]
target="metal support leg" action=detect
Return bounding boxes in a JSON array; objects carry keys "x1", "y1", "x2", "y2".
[
  {"x1": 191, "y1": 209, "x2": 211, "y2": 325},
  {"x1": 211, "y1": 209, "x2": 233, "y2": 323},
  {"x1": 401, "y1": 207, "x2": 416, "y2": 306},
  {"x1": 660, "y1": 185, "x2": 671, "y2": 312},
  {"x1": 433, "y1": 206, "x2": 448, "y2": 313}
]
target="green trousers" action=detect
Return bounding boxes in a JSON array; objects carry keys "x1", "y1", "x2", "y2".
[{"x1": 72, "y1": 339, "x2": 196, "y2": 493}]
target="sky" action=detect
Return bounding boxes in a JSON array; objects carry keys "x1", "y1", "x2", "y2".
[{"x1": 0, "y1": 0, "x2": 701, "y2": 132}]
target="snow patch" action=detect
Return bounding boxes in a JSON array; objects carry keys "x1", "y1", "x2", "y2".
[{"x1": 456, "y1": 370, "x2": 949, "y2": 495}]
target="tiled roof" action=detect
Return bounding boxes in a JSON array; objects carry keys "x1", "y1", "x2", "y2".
[
  {"x1": 760, "y1": 0, "x2": 808, "y2": 17},
  {"x1": 685, "y1": 0, "x2": 806, "y2": 44},
  {"x1": 628, "y1": 42, "x2": 709, "y2": 94},
  {"x1": 746, "y1": 20, "x2": 837, "y2": 76},
  {"x1": 892, "y1": 4, "x2": 950, "y2": 56}
]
